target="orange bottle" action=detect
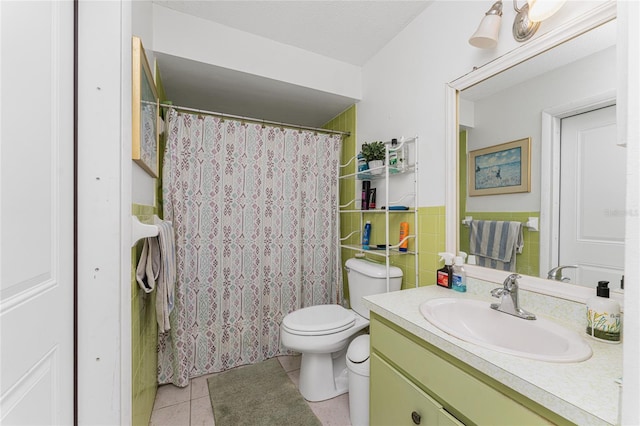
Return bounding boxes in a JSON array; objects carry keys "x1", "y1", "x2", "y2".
[{"x1": 399, "y1": 222, "x2": 409, "y2": 252}]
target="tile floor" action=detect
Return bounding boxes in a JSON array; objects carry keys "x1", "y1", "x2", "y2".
[{"x1": 149, "y1": 355, "x2": 352, "y2": 426}]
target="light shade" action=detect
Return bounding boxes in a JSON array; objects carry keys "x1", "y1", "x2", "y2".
[
  {"x1": 527, "y1": 0, "x2": 567, "y2": 22},
  {"x1": 469, "y1": 14, "x2": 502, "y2": 49}
]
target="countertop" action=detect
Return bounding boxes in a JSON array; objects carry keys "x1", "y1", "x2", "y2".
[{"x1": 363, "y1": 283, "x2": 622, "y2": 425}]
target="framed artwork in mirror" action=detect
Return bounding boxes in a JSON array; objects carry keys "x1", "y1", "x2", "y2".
[
  {"x1": 469, "y1": 137, "x2": 531, "y2": 196},
  {"x1": 132, "y1": 36, "x2": 159, "y2": 178}
]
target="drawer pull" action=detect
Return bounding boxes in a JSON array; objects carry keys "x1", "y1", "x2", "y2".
[{"x1": 411, "y1": 411, "x2": 421, "y2": 424}]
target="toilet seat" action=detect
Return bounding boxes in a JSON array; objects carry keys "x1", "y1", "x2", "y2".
[{"x1": 283, "y1": 305, "x2": 356, "y2": 336}]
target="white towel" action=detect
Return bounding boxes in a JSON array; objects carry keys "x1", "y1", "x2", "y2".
[
  {"x1": 134, "y1": 219, "x2": 176, "y2": 332},
  {"x1": 155, "y1": 221, "x2": 176, "y2": 333},
  {"x1": 469, "y1": 220, "x2": 523, "y2": 272},
  {"x1": 136, "y1": 237, "x2": 160, "y2": 293}
]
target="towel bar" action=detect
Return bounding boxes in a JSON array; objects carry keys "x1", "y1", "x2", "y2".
[
  {"x1": 131, "y1": 215, "x2": 163, "y2": 247},
  {"x1": 462, "y1": 216, "x2": 539, "y2": 232}
]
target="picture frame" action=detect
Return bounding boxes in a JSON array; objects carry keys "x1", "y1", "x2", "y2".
[
  {"x1": 469, "y1": 137, "x2": 531, "y2": 196},
  {"x1": 132, "y1": 36, "x2": 159, "y2": 178}
]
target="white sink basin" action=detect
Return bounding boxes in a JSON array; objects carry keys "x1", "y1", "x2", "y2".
[{"x1": 419, "y1": 298, "x2": 592, "y2": 363}]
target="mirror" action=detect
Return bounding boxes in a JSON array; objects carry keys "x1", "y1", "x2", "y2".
[
  {"x1": 446, "y1": 4, "x2": 623, "y2": 292},
  {"x1": 132, "y1": 36, "x2": 160, "y2": 178}
]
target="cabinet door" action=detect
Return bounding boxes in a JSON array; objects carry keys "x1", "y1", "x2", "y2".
[
  {"x1": 438, "y1": 409, "x2": 465, "y2": 426},
  {"x1": 371, "y1": 353, "x2": 464, "y2": 426}
]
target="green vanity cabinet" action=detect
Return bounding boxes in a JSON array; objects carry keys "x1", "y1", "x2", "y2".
[
  {"x1": 370, "y1": 313, "x2": 571, "y2": 426},
  {"x1": 371, "y1": 352, "x2": 463, "y2": 426}
]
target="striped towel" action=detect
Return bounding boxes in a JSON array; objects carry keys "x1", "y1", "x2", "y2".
[
  {"x1": 469, "y1": 220, "x2": 523, "y2": 272},
  {"x1": 156, "y1": 221, "x2": 176, "y2": 333}
]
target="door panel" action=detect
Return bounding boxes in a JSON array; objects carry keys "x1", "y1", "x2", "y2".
[
  {"x1": 559, "y1": 105, "x2": 624, "y2": 286},
  {"x1": 1, "y1": 1, "x2": 74, "y2": 423}
]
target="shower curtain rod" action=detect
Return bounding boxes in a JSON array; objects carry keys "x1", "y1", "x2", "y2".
[{"x1": 159, "y1": 102, "x2": 350, "y2": 138}]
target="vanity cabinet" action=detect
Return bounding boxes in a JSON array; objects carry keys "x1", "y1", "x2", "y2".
[
  {"x1": 370, "y1": 314, "x2": 570, "y2": 426},
  {"x1": 371, "y1": 353, "x2": 463, "y2": 426}
]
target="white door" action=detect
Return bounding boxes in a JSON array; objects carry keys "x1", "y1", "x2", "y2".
[
  {"x1": 1, "y1": 1, "x2": 75, "y2": 424},
  {"x1": 559, "y1": 105, "x2": 624, "y2": 287}
]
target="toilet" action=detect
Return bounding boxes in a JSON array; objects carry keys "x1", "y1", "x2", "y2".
[{"x1": 281, "y1": 258, "x2": 402, "y2": 402}]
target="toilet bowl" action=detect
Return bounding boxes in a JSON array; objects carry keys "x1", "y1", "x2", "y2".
[{"x1": 280, "y1": 258, "x2": 402, "y2": 402}]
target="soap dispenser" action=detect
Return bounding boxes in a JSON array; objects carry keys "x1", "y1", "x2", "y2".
[{"x1": 586, "y1": 281, "x2": 621, "y2": 343}]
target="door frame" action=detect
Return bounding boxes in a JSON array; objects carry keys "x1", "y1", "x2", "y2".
[
  {"x1": 76, "y1": 1, "x2": 132, "y2": 423},
  {"x1": 539, "y1": 90, "x2": 616, "y2": 278}
]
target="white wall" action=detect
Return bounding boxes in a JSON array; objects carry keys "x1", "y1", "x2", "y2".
[
  {"x1": 358, "y1": 0, "x2": 611, "y2": 207},
  {"x1": 465, "y1": 46, "x2": 616, "y2": 212},
  {"x1": 619, "y1": 1, "x2": 640, "y2": 423},
  {"x1": 152, "y1": 4, "x2": 362, "y2": 101}
]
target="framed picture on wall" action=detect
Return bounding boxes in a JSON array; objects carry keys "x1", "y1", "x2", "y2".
[
  {"x1": 469, "y1": 137, "x2": 531, "y2": 196},
  {"x1": 132, "y1": 36, "x2": 159, "y2": 178}
]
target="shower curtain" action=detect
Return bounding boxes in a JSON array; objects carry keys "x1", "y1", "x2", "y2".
[{"x1": 158, "y1": 109, "x2": 343, "y2": 386}]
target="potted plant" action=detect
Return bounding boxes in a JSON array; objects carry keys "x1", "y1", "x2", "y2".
[{"x1": 361, "y1": 141, "x2": 386, "y2": 174}]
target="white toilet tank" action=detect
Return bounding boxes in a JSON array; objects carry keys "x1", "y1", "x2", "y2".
[{"x1": 345, "y1": 258, "x2": 402, "y2": 319}]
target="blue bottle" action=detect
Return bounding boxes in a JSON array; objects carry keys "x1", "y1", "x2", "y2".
[
  {"x1": 452, "y1": 256, "x2": 467, "y2": 292},
  {"x1": 362, "y1": 221, "x2": 371, "y2": 250}
]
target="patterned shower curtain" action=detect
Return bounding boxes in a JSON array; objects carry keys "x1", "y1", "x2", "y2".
[{"x1": 158, "y1": 109, "x2": 343, "y2": 386}]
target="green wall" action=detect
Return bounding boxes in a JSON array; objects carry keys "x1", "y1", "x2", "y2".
[
  {"x1": 459, "y1": 130, "x2": 467, "y2": 219},
  {"x1": 324, "y1": 105, "x2": 358, "y2": 300},
  {"x1": 356, "y1": 206, "x2": 445, "y2": 289},
  {"x1": 131, "y1": 61, "x2": 167, "y2": 426},
  {"x1": 325, "y1": 107, "x2": 445, "y2": 293},
  {"x1": 131, "y1": 205, "x2": 159, "y2": 426},
  {"x1": 417, "y1": 206, "x2": 446, "y2": 286}
]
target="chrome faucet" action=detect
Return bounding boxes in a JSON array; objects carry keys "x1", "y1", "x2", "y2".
[
  {"x1": 490, "y1": 274, "x2": 536, "y2": 320},
  {"x1": 547, "y1": 265, "x2": 578, "y2": 282}
]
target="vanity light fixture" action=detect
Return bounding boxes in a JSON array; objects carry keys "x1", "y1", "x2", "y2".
[
  {"x1": 527, "y1": 0, "x2": 567, "y2": 22},
  {"x1": 513, "y1": 0, "x2": 567, "y2": 42},
  {"x1": 469, "y1": 1, "x2": 503, "y2": 49},
  {"x1": 512, "y1": 1, "x2": 540, "y2": 42},
  {"x1": 470, "y1": 0, "x2": 567, "y2": 47}
]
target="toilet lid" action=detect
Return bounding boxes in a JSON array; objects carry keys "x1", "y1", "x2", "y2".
[{"x1": 282, "y1": 305, "x2": 356, "y2": 336}]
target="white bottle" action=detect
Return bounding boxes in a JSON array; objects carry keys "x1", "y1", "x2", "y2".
[
  {"x1": 452, "y1": 256, "x2": 467, "y2": 293},
  {"x1": 389, "y1": 139, "x2": 399, "y2": 170},
  {"x1": 586, "y1": 281, "x2": 621, "y2": 343},
  {"x1": 398, "y1": 136, "x2": 408, "y2": 170}
]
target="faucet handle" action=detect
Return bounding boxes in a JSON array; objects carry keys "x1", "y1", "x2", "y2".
[
  {"x1": 502, "y1": 273, "x2": 521, "y2": 290},
  {"x1": 547, "y1": 265, "x2": 578, "y2": 281},
  {"x1": 491, "y1": 287, "x2": 505, "y2": 298}
]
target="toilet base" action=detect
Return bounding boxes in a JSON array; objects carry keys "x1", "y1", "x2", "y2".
[{"x1": 298, "y1": 347, "x2": 349, "y2": 402}]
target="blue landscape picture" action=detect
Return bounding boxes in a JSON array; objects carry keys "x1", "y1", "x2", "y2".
[{"x1": 474, "y1": 147, "x2": 521, "y2": 190}]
